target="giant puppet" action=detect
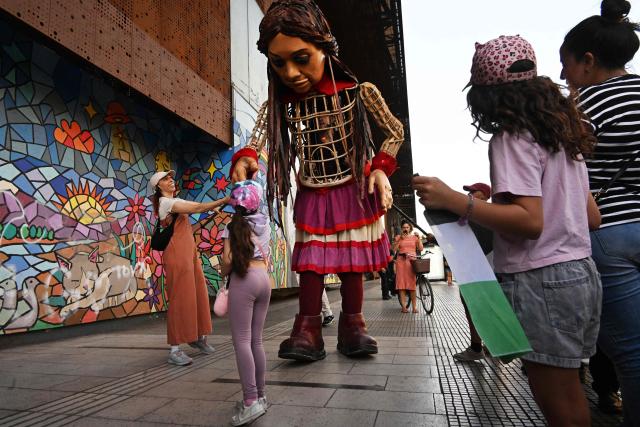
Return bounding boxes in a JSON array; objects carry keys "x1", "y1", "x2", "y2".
[{"x1": 231, "y1": 0, "x2": 403, "y2": 361}]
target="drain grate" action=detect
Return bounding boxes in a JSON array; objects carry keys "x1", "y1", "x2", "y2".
[{"x1": 213, "y1": 378, "x2": 385, "y2": 391}]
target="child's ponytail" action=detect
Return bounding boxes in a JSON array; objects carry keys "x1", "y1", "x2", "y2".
[{"x1": 228, "y1": 207, "x2": 255, "y2": 277}]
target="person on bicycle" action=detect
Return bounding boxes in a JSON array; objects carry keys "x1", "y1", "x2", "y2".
[{"x1": 392, "y1": 220, "x2": 424, "y2": 313}]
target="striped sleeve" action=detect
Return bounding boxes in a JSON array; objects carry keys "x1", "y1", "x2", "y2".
[{"x1": 578, "y1": 74, "x2": 640, "y2": 228}]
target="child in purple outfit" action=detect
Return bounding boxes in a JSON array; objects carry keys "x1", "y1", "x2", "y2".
[
  {"x1": 412, "y1": 36, "x2": 602, "y2": 425},
  {"x1": 221, "y1": 180, "x2": 271, "y2": 426}
]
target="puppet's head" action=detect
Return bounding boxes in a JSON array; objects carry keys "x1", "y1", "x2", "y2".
[
  {"x1": 257, "y1": 0, "x2": 338, "y2": 58},
  {"x1": 258, "y1": 0, "x2": 344, "y2": 96}
]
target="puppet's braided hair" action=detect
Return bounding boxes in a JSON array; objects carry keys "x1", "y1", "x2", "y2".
[{"x1": 257, "y1": 0, "x2": 372, "y2": 223}]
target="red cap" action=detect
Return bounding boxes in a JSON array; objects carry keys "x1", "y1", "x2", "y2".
[{"x1": 463, "y1": 182, "x2": 491, "y2": 200}]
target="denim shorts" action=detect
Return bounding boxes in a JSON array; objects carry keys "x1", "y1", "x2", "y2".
[{"x1": 496, "y1": 257, "x2": 602, "y2": 368}]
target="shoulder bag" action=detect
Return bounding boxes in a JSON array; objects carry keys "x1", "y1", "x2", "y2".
[
  {"x1": 150, "y1": 214, "x2": 178, "y2": 251},
  {"x1": 213, "y1": 278, "x2": 229, "y2": 317}
]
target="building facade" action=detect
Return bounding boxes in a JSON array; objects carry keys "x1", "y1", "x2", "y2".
[
  {"x1": 0, "y1": 0, "x2": 412, "y2": 336},
  {"x1": 0, "y1": 0, "x2": 293, "y2": 336}
]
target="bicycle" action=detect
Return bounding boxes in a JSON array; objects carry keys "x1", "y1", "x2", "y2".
[
  {"x1": 395, "y1": 253, "x2": 434, "y2": 315},
  {"x1": 411, "y1": 256, "x2": 434, "y2": 315}
]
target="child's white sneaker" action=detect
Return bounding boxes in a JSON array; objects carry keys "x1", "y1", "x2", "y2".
[
  {"x1": 236, "y1": 396, "x2": 268, "y2": 411},
  {"x1": 231, "y1": 400, "x2": 266, "y2": 426}
]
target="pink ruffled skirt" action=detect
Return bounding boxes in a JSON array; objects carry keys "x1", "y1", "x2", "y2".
[{"x1": 291, "y1": 181, "x2": 391, "y2": 274}]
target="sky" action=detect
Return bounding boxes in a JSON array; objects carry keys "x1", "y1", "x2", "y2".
[{"x1": 402, "y1": 0, "x2": 640, "y2": 232}]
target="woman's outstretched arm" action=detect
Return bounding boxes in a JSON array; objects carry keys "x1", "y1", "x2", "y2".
[{"x1": 171, "y1": 196, "x2": 229, "y2": 215}]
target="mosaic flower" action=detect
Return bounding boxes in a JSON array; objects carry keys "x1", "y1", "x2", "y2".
[
  {"x1": 142, "y1": 281, "x2": 161, "y2": 309},
  {"x1": 151, "y1": 248, "x2": 164, "y2": 280},
  {"x1": 198, "y1": 224, "x2": 224, "y2": 254},
  {"x1": 124, "y1": 193, "x2": 147, "y2": 225}
]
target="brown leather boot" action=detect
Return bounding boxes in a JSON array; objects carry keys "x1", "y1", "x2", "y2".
[
  {"x1": 337, "y1": 312, "x2": 378, "y2": 357},
  {"x1": 278, "y1": 314, "x2": 326, "y2": 362}
]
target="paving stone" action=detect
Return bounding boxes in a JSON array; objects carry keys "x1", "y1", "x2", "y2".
[
  {"x1": 220, "y1": 369, "x2": 307, "y2": 382},
  {"x1": 92, "y1": 396, "x2": 173, "y2": 421},
  {"x1": 141, "y1": 380, "x2": 241, "y2": 401},
  {"x1": 385, "y1": 376, "x2": 441, "y2": 393},
  {"x1": 207, "y1": 335, "x2": 231, "y2": 344},
  {"x1": 433, "y1": 393, "x2": 446, "y2": 415},
  {"x1": 299, "y1": 373, "x2": 388, "y2": 388},
  {"x1": 0, "y1": 387, "x2": 74, "y2": 410},
  {"x1": 54, "y1": 376, "x2": 114, "y2": 392},
  {"x1": 350, "y1": 363, "x2": 434, "y2": 378},
  {"x1": 66, "y1": 417, "x2": 172, "y2": 426},
  {"x1": 253, "y1": 404, "x2": 376, "y2": 427},
  {"x1": 0, "y1": 409, "x2": 17, "y2": 418},
  {"x1": 375, "y1": 411, "x2": 448, "y2": 426},
  {"x1": 175, "y1": 367, "x2": 234, "y2": 383},
  {"x1": 392, "y1": 354, "x2": 437, "y2": 365},
  {"x1": 209, "y1": 359, "x2": 238, "y2": 370},
  {"x1": 24, "y1": 392, "x2": 127, "y2": 416},
  {"x1": 141, "y1": 398, "x2": 237, "y2": 425},
  {"x1": 0, "y1": 412, "x2": 81, "y2": 426},
  {"x1": 391, "y1": 347, "x2": 433, "y2": 356},
  {"x1": 394, "y1": 340, "x2": 434, "y2": 348},
  {"x1": 327, "y1": 389, "x2": 435, "y2": 413},
  {"x1": 273, "y1": 361, "x2": 353, "y2": 374},
  {"x1": 0, "y1": 372, "x2": 81, "y2": 389},
  {"x1": 64, "y1": 364, "x2": 143, "y2": 378},
  {"x1": 0, "y1": 361, "x2": 79, "y2": 375},
  {"x1": 227, "y1": 385, "x2": 335, "y2": 407}
]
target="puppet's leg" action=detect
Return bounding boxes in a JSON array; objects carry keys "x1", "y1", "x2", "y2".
[
  {"x1": 336, "y1": 272, "x2": 378, "y2": 356},
  {"x1": 278, "y1": 271, "x2": 326, "y2": 361}
]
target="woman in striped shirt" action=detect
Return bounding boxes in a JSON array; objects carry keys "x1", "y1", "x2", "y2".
[{"x1": 561, "y1": 0, "x2": 640, "y2": 423}]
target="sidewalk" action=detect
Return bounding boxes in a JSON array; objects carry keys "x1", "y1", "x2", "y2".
[{"x1": 0, "y1": 281, "x2": 623, "y2": 426}]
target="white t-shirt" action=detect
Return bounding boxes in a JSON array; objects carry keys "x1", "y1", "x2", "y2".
[{"x1": 158, "y1": 197, "x2": 181, "y2": 221}]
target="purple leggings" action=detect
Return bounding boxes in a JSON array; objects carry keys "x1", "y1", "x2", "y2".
[{"x1": 228, "y1": 267, "x2": 272, "y2": 403}]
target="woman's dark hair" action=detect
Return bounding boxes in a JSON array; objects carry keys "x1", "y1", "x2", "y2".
[
  {"x1": 562, "y1": 0, "x2": 639, "y2": 69},
  {"x1": 401, "y1": 220, "x2": 412, "y2": 230},
  {"x1": 467, "y1": 77, "x2": 597, "y2": 159},
  {"x1": 257, "y1": 0, "x2": 373, "y2": 220},
  {"x1": 152, "y1": 188, "x2": 161, "y2": 217},
  {"x1": 228, "y1": 207, "x2": 255, "y2": 277}
]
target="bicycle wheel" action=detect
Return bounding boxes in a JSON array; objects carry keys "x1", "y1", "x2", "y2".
[{"x1": 417, "y1": 275, "x2": 434, "y2": 314}]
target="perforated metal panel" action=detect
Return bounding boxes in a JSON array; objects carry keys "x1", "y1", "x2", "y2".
[{"x1": 0, "y1": 0, "x2": 232, "y2": 145}]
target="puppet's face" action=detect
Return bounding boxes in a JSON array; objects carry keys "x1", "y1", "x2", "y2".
[{"x1": 268, "y1": 33, "x2": 325, "y2": 94}]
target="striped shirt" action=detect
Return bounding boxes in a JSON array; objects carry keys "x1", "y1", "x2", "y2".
[{"x1": 577, "y1": 74, "x2": 640, "y2": 228}]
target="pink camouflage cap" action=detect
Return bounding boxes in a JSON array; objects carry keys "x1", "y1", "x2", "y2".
[
  {"x1": 466, "y1": 35, "x2": 537, "y2": 87},
  {"x1": 229, "y1": 179, "x2": 263, "y2": 214}
]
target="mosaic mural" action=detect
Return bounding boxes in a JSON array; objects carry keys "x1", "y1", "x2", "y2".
[{"x1": 0, "y1": 18, "x2": 289, "y2": 335}]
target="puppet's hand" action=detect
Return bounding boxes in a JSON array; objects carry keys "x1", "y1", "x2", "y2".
[
  {"x1": 231, "y1": 157, "x2": 259, "y2": 183},
  {"x1": 368, "y1": 169, "x2": 393, "y2": 211}
]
